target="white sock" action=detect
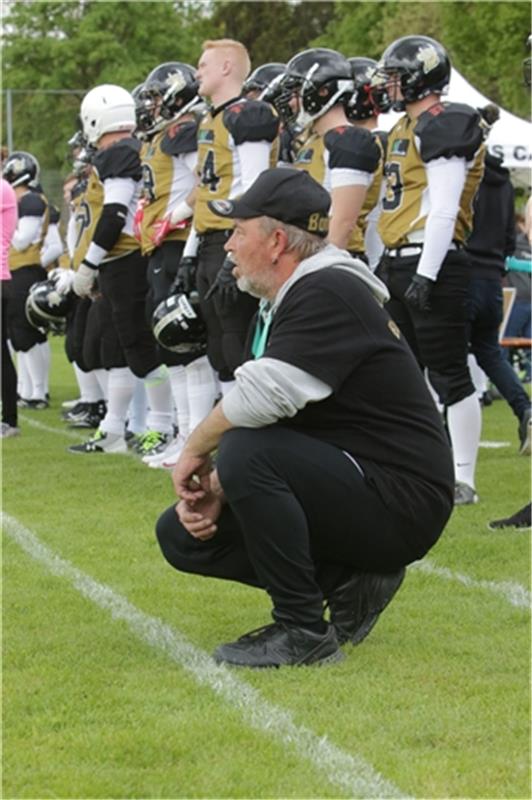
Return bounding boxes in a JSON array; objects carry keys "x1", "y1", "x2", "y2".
[
  {"x1": 219, "y1": 379, "x2": 236, "y2": 396},
  {"x1": 93, "y1": 368, "x2": 109, "y2": 401},
  {"x1": 447, "y1": 392, "x2": 482, "y2": 490},
  {"x1": 17, "y1": 351, "x2": 32, "y2": 399},
  {"x1": 467, "y1": 354, "x2": 488, "y2": 399},
  {"x1": 25, "y1": 343, "x2": 47, "y2": 400},
  {"x1": 144, "y1": 365, "x2": 173, "y2": 434},
  {"x1": 187, "y1": 355, "x2": 218, "y2": 431},
  {"x1": 39, "y1": 341, "x2": 51, "y2": 395},
  {"x1": 73, "y1": 363, "x2": 103, "y2": 403},
  {"x1": 99, "y1": 367, "x2": 136, "y2": 437},
  {"x1": 169, "y1": 365, "x2": 190, "y2": 438},
  {"x1": 127, "y1": 378, "x2": 148, "y2": 434}
]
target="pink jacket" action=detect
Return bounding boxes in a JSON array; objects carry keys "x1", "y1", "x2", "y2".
[{"x1": 1, "y1": 178, "x2": 18, "y2": 280}]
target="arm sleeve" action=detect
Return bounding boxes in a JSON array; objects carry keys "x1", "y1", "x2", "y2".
[
  {"x1": 183, "y1": 226, "x2": 200, "y2": 258},
  {"x1": 222, "y1": 357, "x2": 332, "y2": 427},
  {"x1": 415, "y1": 156, "x2": 467, "y2": 281},
  {"x1": 40, "y1": 225, "x2": 64, "y2": 267},
  {"x1": 11, "y1": 215, "x2": 43, "y2": 250},
  {"x1": 235, "y1": 140, "x2": 272, "y2": 192}
]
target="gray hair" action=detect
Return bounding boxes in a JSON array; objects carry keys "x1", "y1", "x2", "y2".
[{"x1": 259, "y1": 216, "x2": 325, "y2": 261}]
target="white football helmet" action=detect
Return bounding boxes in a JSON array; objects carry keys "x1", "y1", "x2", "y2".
[{"x1": 80, "y1": 84, "x2": 136, "y2": 145}]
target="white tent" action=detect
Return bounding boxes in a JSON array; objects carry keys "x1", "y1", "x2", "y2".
[{"x1": 378, "y1": 68, "x2": 531, "y2": 184}]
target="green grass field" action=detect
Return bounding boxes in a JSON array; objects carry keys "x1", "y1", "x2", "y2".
[{"x1": 2, "y1": 337, "x2": 531, "y2": 800}]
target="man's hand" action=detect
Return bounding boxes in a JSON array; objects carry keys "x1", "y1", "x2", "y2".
[
  {"x1": 169, "y1": 256, "x2": 198, "y2": 296},
  {"x1": 404, "y1": 274, "x2": 433, "y2": 312},
  {"x1": 54, "y1": 268, "x2": 75, "y2": 296},
  {"x1": 73, "y1": 261, "x2": 97, "y2": 298},
  {"x1": 204, "y1": 256, "x2": 238, "y2": 306},
  {"x1": 172, "y1": 449, "x2": 213, "y2": 504},
  {"x1": 175, "y1": 493, "x2": 222, "y2": 541}
]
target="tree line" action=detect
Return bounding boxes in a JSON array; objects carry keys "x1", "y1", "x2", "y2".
[{"x1": 2, "y1": 0, "x2": 530, "y2": 181}]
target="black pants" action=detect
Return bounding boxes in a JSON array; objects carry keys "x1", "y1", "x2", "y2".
[
  {"x1": 1, "y1": 286, "x2": 18, "y2": 427},
  {"x1": 146, "y1": 240, "x2": 194, "y2": 367},
  {"x1": 6, "y1": 265, "x2": 47, "y2": 352},
  {"x1": 98, "y1": 250, "x2": 160, "y2": 379},
  {"x1": 379, "y1": 250, "x2": 475, "y2": 406},
  {"x1": 156, "y1": 427, "x2": 443, "y2": 627},
  {"x1": 197, "y1": 232, "x2": 257, "y2": 380}
]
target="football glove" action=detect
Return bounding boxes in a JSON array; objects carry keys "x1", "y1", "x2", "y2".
[
  {"x1": 73, "y1": 261, "x2": 98, "y2": 298},
  {"x1": 204, "y1": 256, "x2": 238, "y2": 306},
  {"x1": 169, "y1": 256, "x2": 198, "y2": 296},
  {"x1": 404, "y1": 274, "x2": 433, "y2": 313},
  {"x1": 54, "y1": 268, "x2": 76, "y2": 296}
]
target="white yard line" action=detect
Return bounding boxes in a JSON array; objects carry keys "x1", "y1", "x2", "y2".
[
  {"x1": 3, "y1": 513, "x2": 410, "y2": 800},
  {"x1": 412, "y1": 558, "x2": 531, "y2": 610},
  {"x1": 19, "y1": 414, "x2": 85, "y2": 440}
]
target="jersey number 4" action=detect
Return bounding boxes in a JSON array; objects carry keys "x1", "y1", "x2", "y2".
[
  {"x1": 200, "y1": 149, "x2": 221, "y2": 193},
  {"x1": 74, "y1": 201, "x2": 91, "y2": 249},
  {"x1": 382, "y1": 162, "x2": 404, "y2": 211}
]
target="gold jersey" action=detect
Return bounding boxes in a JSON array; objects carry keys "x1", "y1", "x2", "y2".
[
  {"x1": 194, "y1": 97, "x2": 279, "y2": 234},
  {"x1": 294, "y1": 124, "x2": 381, "y2": 253},
  {"x1": 75, "y1": 138, "x2": 142, "y2": 265},
  {"x1": 139, "y1": 122, "x2": 198, "y2": 255},
  {"x1": 9, "y1": 190, "x2": 49, "y2": 271},
  {"x1": 350, "y1": 131, "x2": 386, "y2": 255},
  {"x1": 378, "y1": 102, "x2": 485, "y2": 248}
]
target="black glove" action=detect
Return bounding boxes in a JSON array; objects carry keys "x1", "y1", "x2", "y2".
[
  {"x1": 169, "y1": 256, "x2": 198, "y2": 296},
  {"x1": 404, "y1": 274, "x2": 433, "y2": 312},
  {"x1": 204, "y1": 256, "x2": 238, "y2": 306}
]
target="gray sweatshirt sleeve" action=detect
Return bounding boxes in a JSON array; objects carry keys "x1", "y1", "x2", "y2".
[{"x1": 221, "y1": 357, "x2": 333, "y2": 428}]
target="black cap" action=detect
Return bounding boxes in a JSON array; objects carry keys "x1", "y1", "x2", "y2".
[{"x1": 208, "y1": 167, "x2": 330, "y2": 237}]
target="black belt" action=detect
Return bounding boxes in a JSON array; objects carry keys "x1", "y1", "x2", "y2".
[{"x1": 385, "y1": 242, "x2": 461, "y2": 258}]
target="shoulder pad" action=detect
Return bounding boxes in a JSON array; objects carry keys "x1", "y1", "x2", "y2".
[
  {"x1": 93, "y1": 137, "x2": 142, "y2": 181},
  {"x1": 49, "y1": 204, "x2": 61, "y2": 225},
  {"x1": 18, "y1": 191, "x2": 46, "y2": 217},
  {"x1": 415, "y1": 102, "x2": 483, "y2": 162},
  {"x1": 223, "y1": 99, "x2": 279, "y2": 145},
  {"x1": 161, "y1": 121, "x2": 198, "y2": 156},
  {"x1": 324, "y1": 125, "x2": 380, "y2": 173}
]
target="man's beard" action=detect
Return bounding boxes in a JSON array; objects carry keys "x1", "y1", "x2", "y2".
[{"x1": 236, "y1": 275, "x2": 265, "y2": 299}]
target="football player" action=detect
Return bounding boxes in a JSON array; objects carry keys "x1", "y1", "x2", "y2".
[
  {"x1": 2, "y1": 151, "x2": 50, "y2": 409},
  {"x1": 345, "y1": 57, "x2": 389, "y2": 269},
  {"x1": 136, "y1": 62, "x2": 218, "y2": 468},
  {"x1": 192, "y1": 39, "x2": 280, "y2": 393},
  {"x1": 371, "y1": 35, "x2": 485, "y2": 504},
  {"x1": 276, "y1": 48, "x2": 381, "y2": 256},
  {"x1": 70, "y1": 84, "x2": 174, "y2": 455}
]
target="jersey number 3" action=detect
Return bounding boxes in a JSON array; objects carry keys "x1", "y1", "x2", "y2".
[
  {"x1": 382, "y1": 162, "x2": 403, "y2": 211},
  {"x1": 200, "y1": 149, "x2": 221, "y2": 193}
]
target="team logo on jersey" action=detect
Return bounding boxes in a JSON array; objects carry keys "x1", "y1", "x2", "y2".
[
  {"x1": 388, "y1": 319, "x2": 401, "y2": 340},
  {"x1": 295, "y1": 147, "x2": 314, "y2": 165},
  {"x1": 390, "y1": 138, "x2": 409, "y2": 156},
  {"x1": 198, "y1": 129, "x2": 215, "y2": 143},
  {"x1": 418, "y1": 44, "x2": 439, "y2": 74}
]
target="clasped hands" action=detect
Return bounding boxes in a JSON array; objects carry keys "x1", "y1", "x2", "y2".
[{"x1": 173, "y1": 451, "x2": 223, "y2": 541}]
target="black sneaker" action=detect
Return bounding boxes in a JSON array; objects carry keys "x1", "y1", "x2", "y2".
[
  {"x1": 518, "y1": 407, "x2": 531, "y2": 456},
  {"x1": 67, "y1": 402, "x2": 105, "y2": 429},
  {"x1": 17, "y1": 397, "x2": 32, "y2": 408},
  {"x1": 63, "y1": 401, "x2": 90, "y2": 422},
  {"x1": 488, "y1": 503, "x2": 531, "y2": 531},
  {"x1": 327, "y1": 568, "x2": 406, "y2": 646},
  {"x1": 213, "y1": 622, "x2": 343, "y2": 668},
  {"x1": 27, "y1": 398, "x2": 49, "y2": 410}
]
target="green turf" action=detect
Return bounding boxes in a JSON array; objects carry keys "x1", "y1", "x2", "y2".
[{"x1": 2, "y1": 337, "x2": 531, "y2": 799}]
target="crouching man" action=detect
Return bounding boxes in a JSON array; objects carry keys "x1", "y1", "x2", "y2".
[{"x1": 156, "y1": 168, "x2": 454, "y2": 668}]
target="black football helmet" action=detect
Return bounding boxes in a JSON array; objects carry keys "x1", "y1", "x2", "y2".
[
  {"x1": 68, "y1": 130, "x2": 95, "y2": 175},
  {"x1": 2, "y1": 151, "x2": 40, "y2": 188},
  {"x1": 243, "y1": 63, "x2": 286, "y2": 100},
  {"x1": 345, "y1": 57, "x2": 385, "y2": 120},
  {"x1": 276, "y1": 48, "x2": 353, "y2": 128},
  {"x1": 131, "y1": 83, "x2": 154, "y2": 135},
  {"x1": 25, "y1": 279, "x2": 74, "y2": 335},
  {"x1": 372, "y1": 36, "x2": 450, "y2": 110},
  {"x1": 152, "y1": 291, "x2": 207, "y2": 356},
  {"x1": 141, "y1": 62, "x2": 201, "y2": 133}
]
